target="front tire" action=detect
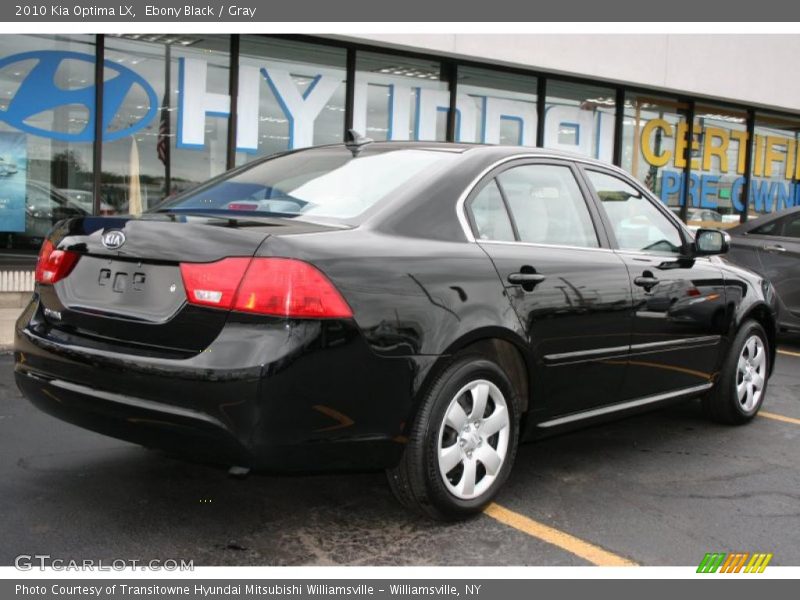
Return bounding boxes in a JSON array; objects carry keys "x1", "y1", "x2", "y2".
[
  {"x1": 703, "y1": 319, "x2": 770, "y2": 425},
  {"x1": 387, "y1": 355, "x2": 520, "y2": 520}
]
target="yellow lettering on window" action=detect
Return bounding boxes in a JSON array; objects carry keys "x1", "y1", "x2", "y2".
[
  {"x1": 641, "y1": 119, "x2": 673, "y2": 167},
  {"x1": 702, "y1": 126, "x2": 729, "y2": 173}
]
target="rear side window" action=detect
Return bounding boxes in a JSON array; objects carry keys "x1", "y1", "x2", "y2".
[
  {"x1": 157, "y1": 148, "x2": 458, "y2": 221},
  {"x1": 586, "y1": 169, "x2": 683, "y2": 255},
  {"x1": 497, "y1": 164, "x2": 599, "y2": 248},
  {"x1": 468, "y1": 180, "x2": 515, "y2": 242}
]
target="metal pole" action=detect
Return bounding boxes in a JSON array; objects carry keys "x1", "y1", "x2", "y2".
[
  {"x1": 740, "y1": 109, "x2": 756, "y2": 223},
  {"x1": 612, "y1": 87, "x2": 624, "y2": 167},
  {"x1": 445, "y1": 62, "x2": 458, "y2": 142},
  {"x1": 162, "y1": 43, "x2": 171, "y2": 196},
  {"x1": 344, "y1": 47, "x2": 356, "y2": 137},
  {"x1": 536, "y1": 78, "x2": 546, "y2": 148},
  {"x1": 226, "y1": 35, "x2": 240, "y2": 171},
  {"x1": 679, "y1": 101, "x2": 695, "y2": 224},
  {"x1": 92, "y1": 35, "x2": 104, "y2": 216}
]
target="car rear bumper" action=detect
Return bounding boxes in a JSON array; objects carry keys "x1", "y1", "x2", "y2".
[{"x1": 15, "y1": 296, "x2": 432, "y2": 472}]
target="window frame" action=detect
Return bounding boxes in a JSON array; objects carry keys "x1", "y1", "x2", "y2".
[
  {"x1": 463, "y1": 157, "x2": 611, "y2": 250},
  {"x1": 464, "y1": 178, "x2": 518, "y2": 242},
  {"x1": 577, "y1": 165, "x2": 694, "y2": 257}
]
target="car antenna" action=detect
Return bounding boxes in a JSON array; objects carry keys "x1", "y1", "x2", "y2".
[{"x1": 345, "y1": 129, "x2": 373, "y2": 156}]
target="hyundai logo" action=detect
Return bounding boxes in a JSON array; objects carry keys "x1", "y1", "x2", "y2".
[
  {"x1": 101, "y1": 230, "x2": 126, "y2": 250},
  {"x1": 0, "y1": 50, "x2": 158, "y2": 143}
]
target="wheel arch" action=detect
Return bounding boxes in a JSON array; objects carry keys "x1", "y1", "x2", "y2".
[
  {"x1": 411, "y1": 328, "x2": 532, "y2": 427},
  {"x1": 739, "y1": 302, "x2": 777, "y2": 375}
]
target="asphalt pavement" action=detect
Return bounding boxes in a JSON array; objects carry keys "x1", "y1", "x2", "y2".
[{"x1": 1, "y1": 341, "x2": 798, "y2": 567}]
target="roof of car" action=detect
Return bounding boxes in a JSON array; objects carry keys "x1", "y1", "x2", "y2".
[{"x1": 316, "y1": 140, "x2": 624, "y2": 169}]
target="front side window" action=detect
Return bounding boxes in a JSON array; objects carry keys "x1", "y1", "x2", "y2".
[
  {"x1": 750, "y1": 219, "x2": 781, "y2": 236},
  {"x1": 497, "y1": 164, "x2": 599, "y2": 248},
  {"x1": 783, "y1": 216, "x2": 800, "y2": 239},
  {"x1": 157, "y1": 147, "x2": 457, "y2": 221},
  {"x1": 585, "y1": 169, "x2": 683, "y2": 255},
  {"x1": 751, "y1": 214, "x2": 800, "y2": 239}
]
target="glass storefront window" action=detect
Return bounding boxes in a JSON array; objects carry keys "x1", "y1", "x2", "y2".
[
  {"x1": 100, "y1": 36, "x2": 231, "y2": 215},
  {"x1": 354, "y1": 52, "x2": 447, "y2": 142},
  {"x1": 0, "y1": 34, "x2": 96, "y2": 257},
  {"x1": 101, "y1": 36, "x2": 166, "y2": 216},
  {"x1": 621, "y1": 93, "x2": 688, "y2": 210},
  {"x1": 8, "y1": 33, "x2": 800, "y2": 264},
  {"x1": 687, "y1": 105, "x2": 748, "y2": 227},
  {"x1": 544, "y1": 80, "x2": 615, "y2": 162},
  {"x1": 236, "y1": 37, "x2": 346, "y2": 163},
  {"x1": 749, "y1": 113, "x2": 800, "y2": 219},
  {"x1": 169, "y1": 36, "x2": 231, "y2": 195},
  {"x1": 457, "y1": 67, "x2": 537, "y2": 146}
]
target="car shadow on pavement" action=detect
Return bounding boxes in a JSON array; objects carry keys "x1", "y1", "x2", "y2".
[{"x1": 5, "y1": 396, "x2": 755, "y2": 567}]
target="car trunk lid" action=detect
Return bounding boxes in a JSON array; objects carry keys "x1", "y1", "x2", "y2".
[{"x1": 37, "y1": 214, "x2": 342, "y2": 354}]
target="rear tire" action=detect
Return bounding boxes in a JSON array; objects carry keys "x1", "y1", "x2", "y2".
[
  {"x1": 387, "y1": 354, "x2": 520, "y2": 520},
  {"x1": 703, "y1": 319, "x2": 770, "y2": 425}
]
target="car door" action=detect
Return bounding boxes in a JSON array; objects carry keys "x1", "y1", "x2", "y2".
[
  {"x1": 581, "y1": 167, "x2": 727, "y2": 400},
  {"x1": 463, "y1": 159, "x2": 633, "y2": 418},
  {"x1": 754, "y1": 212, "x2": 800, "y2": 329}
]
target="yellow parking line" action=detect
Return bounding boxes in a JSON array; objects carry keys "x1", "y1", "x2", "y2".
[
  {"x1": 760, "y1": 411, "x2": 800, "y2": 426},
  {"x1": 778, "y1": 349, "x2": 800, "y2": 358},
  {"x1": 484, "y1": 502, "x2": 637, "y2": 566}
]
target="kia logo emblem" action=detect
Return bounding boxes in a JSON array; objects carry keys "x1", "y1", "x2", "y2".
[
  {"x1": 101, "y1": 230, "x2": 126, "y2": 249},
  {"x1": 0, "y1": 50, "x2": 158, "y2": 143}
]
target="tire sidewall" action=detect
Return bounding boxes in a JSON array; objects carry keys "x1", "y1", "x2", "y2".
[
  {"x1": 420, "y1": 357, "x2": 520, "y2": 514},
  {"x1": 724, "y1": 321, "x2": 770, "y2": 420}
]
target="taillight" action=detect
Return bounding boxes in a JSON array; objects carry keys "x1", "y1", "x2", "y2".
[
  {"x1": 35, "y1": 240, "x2": 80, "y2": 284},
  {"x1": 179, "y1": 257, "x2": 352, "y2": 319},
  {"x1": 179, "y1": 257, "x2": 251, "y2": 308}
]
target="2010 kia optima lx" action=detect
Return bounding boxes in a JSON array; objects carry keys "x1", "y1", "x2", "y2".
[{"x1": 15, "y1": 139, "x2": 778, "y2": 520}]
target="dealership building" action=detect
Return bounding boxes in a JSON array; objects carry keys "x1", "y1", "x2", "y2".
[{"x1": 1, "y1": 33, "x2": 800, "y2": 282}]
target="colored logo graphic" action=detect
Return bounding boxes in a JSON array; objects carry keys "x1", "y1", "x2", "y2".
[
  {"x1": 697, "y1": 552, "x2": 773, "y2": 573},
  {"x1": 0, "y1": 50, "x2": 157, "y2": 143}
]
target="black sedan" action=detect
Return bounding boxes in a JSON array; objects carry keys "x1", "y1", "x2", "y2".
[
  {"x1": 726, "y1": 206, "x2": 800, "y2": 334},
  {"x1": 14, "y1": 139, "x2": 778, "y2": 520}
]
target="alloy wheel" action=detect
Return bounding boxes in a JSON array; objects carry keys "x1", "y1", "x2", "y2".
[
  {"x1": 737, "y1": 334, "x2": 766, "y2": 412},
  {"x1": 437, "y1": 379, "x2": 510, "y2": 500}
]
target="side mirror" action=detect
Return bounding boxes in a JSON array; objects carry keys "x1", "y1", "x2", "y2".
[{"x1": 694, "y1": 228, "x2": 730, "y2": 256}]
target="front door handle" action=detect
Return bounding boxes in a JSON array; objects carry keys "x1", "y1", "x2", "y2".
[
  {"x1": 634, "y1": 275, "x2": 660, "y2": 291},
  {"x1": 507, "y1": 273, "x2": 547, "y2": 285},
  {"x1": 763, "y1": 244, "x2": 787, "y2": 253}
]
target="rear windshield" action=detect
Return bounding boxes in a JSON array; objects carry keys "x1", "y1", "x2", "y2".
[{"x1": 156, "y1": 147, "x2": 458, "y2": 221}]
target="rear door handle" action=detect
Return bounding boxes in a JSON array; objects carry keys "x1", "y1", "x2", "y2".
[
  {"x1": 508, "y1": 271, "x2": 546, "y2": 293},
  {"x1": 507, "y1": 273, "x2": 547, "y2": 285},
  {"x1": 634, "y1": 275, "x2": 660, "y2": 291},
  {"x1": 763, "y1": 244, "x2": 787, "y2": 253}
]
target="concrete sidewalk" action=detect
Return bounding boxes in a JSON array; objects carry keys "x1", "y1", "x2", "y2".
[{"x1": 0, "y1": 293, "x2": 29, "y2": 348}]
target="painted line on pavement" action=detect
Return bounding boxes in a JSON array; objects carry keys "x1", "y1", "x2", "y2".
[
  {"x1": 484, "y1": 502, "x2": 637, "y2": 566},
  {"x1": 760, "y1": 411, "x2": 800, "y2": 426}
]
